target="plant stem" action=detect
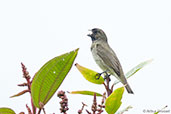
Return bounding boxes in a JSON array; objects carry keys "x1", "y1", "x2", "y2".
[
  {"x1": 31, "y1": 98, "x2": 36, "y2": 114},
  {"x1": 21, "y1": 63, "x2": 36, "y2": 114},
  {"x1": 37, "y1": 109, "x2": 42, "y2": 114},
  {"x1": 105, "y1": 77, "x2": 112, "y2": 96}
]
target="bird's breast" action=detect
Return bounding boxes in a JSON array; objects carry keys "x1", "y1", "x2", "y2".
[{"x1": 91, "y1": 45, "x2": 107, "y2": 71}]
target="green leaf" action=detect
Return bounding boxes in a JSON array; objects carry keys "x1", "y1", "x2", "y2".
[
  {"x1": 31, "y1": 48, "x2": 79, "y2": 108},
  {"x1": 75, "y1": 63, "x2": 104, "y2": 84},
  {"x1": 0, "y1": 108, "x2": 15, "y2": 114},
  {"x1": 69, "y1": 90, "x2": 102, "y2": 96},
  {"x1": 105, "y1": 87, "x2": 124, "y2": 114},
  {"x1": 116, "y1": 105, "x2": 133, "y2": 114},
  {"x1": 114, "y1": 59, "x2": 153, "y2": 85}
]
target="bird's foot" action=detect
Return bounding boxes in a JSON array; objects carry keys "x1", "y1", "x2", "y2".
[
  {"x1": 95, "y1": 70, "x2": 111, "y2": 81},
  {"x1": 95, "y1": 73, "x2": 101, "y2": 79},
  {"x1": 104, "y1": 74, "x2": 111, "y2": 81},
  {"x1": 95, "y1": 71, "x2": 108, "y2": 79}
]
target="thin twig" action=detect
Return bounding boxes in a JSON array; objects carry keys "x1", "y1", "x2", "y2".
[
  {"x1": 111, "y1": 83, "x2": 115, "y2": 93},
  {"x1": 78, "y1": 102, "x2": 87, "y2": 114},
  {"x1": 43, "y1": 108, "x2": 46, "y2": 114},
  {"x1": 37, "y1": 108, "x2": 42, "y2": 114},
  {"x1": 18, "y1": 83, "x2": 28, "y2": 87},
  {"x1": 26, "y1": 104, "x2": 32, "y2": 114},
  {"x1": 103, "y1": 82, "x2": 107, "y2": 90},
  {"x1": 86, "y1": 109, "x2": 91, "y2": 114}
]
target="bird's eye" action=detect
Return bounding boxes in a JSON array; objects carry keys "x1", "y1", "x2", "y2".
[
  {"x1": 94, "y1": 31, "x2": 97, "y2": 34},
  {"x1": 92, "y1": 29, "x2": 98, "y2": 34}
]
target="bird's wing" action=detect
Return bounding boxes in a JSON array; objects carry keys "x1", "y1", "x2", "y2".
[{"x1": 96, "y1": 43, "x2": 122, "y2": 77}]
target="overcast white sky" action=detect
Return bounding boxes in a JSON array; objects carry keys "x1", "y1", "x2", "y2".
[{"x1": 0, "y1": 0, "x2": 171, "y2": 114}]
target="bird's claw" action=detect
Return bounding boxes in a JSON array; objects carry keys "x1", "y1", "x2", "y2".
[
  {"x1": 104, "y1": 74, "x2": 111, "y2": 81},
  {"x1": 95, "y1": 70, "x2": 111, "y2": 81},
  {"x1": 95, "y1": 73, "x2": 101, "y2": 79}
]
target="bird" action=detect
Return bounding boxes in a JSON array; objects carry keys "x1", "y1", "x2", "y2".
[{"x1": 87, "y1": 28, "x2": 134, "y2": 94}]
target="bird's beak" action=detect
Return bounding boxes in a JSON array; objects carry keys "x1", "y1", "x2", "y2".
[{"x1": 87, "y1": 34, "x2": 92, "y2": 37}]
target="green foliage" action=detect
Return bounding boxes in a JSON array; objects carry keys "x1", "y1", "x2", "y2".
[
  {"x1": 31, "y1": 48, "x2": 79, "y2": 108},
  {"x1": 75, "y1": 63, "x2": 104, "y2": 84},
  {"x1": 114, "y1": 59, "x2": 153, "y2": 85},
  {"x1": 74, "y1": 60, "x2": 152, "y2": 113},
  {"x1": 0, "y1": 108, "x2": 15, "y2": 114},
  {"x1": 116, "y1": 106, "x2": 133, "y2": 114},
  {"x1": 105, "y1": 87, "x2": 125, "y2": 114},
  {"x1": 69, "y1": 90, "x2": 102, "y2": 96},
  {"x1": 0, "y1": 45, "x2": 152, "y2": 114}
]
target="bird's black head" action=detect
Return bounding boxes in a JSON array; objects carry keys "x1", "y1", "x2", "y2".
[{"x1": 87, "y1": 28, "x2": 107, "y2": 42}]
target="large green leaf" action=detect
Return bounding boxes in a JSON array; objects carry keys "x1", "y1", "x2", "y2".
[
  {"x1": 31, "y1": 48, "x2": 79, "y2": 108},
  {"x1": 105, "y1": 87, "x2": 124, "y2": 114},
  {"x1": 69, "y1": 90, "x2": 102, "y2": 96},
  {"x1": 75, "y1": 63, "x2": 104, "y2": 84},
  {"x1": 0, "y1": 108, "x2": 15, "y2": 114},
  {"x1": 114, "y1": 59, "x2": 153, "y2": 85}
]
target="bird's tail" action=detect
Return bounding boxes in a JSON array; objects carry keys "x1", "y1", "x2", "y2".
[
  {"x1": 119, "y1": 73, "x2": 134, "y2": 94},
  {"x1": 125, "y1": 83, "x2": 134, "y2": 94}
]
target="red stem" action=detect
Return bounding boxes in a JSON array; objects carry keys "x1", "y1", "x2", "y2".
[
  {"x1": 106, "y1": 78, "x2": 112, "y2": 96},
  {"x1": 21, "y1": 63, "x2": 36, "y2": 114}
]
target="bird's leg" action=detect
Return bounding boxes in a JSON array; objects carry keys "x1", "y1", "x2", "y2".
[
  {"x1": 99, "y1": 71, "x2": 108, "y2": 76},
  {"x1": 95, "y1": 71, "x2": 107, "y2": 79},
  {"x1": 96, "y1": 70, "x2": 111, "y2": 80}
]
